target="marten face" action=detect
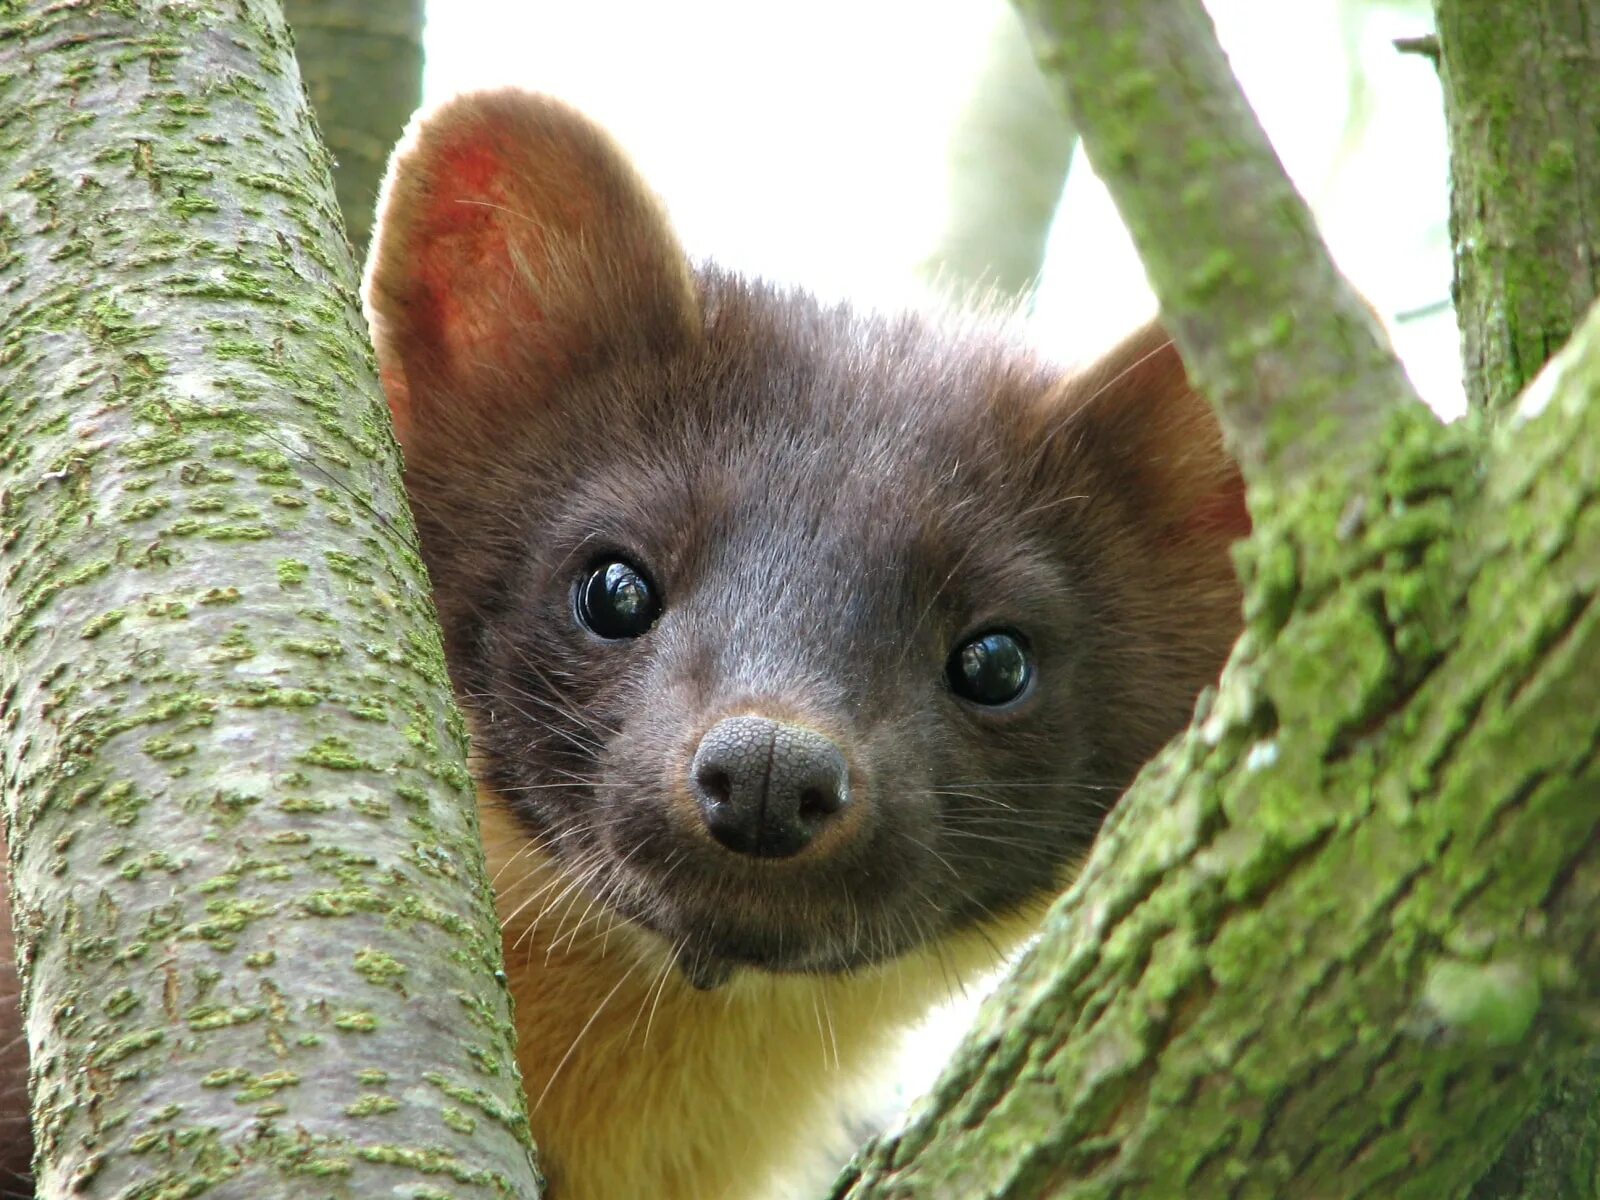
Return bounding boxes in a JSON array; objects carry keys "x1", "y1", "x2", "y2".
[{"x1": 364, "y1": 90, "x2": 1246, "y2": 985}]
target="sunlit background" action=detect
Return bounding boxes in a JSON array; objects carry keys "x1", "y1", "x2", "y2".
[
  {"x1": 421, "y1": 0, "x2": 1454, "y2": 1186},
  {"x1": 424, "y1": 0, "x2": 1458, "y2": 414}
]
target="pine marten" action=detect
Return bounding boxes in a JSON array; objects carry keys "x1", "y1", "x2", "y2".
[{"x1": 0, "y1": 88, "x2": 1245, "y2": 1200}]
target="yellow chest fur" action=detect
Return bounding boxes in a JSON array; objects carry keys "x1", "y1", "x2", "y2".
[{"x1": 479, "y1": 801, "x2": 1033, "y2": 1200}]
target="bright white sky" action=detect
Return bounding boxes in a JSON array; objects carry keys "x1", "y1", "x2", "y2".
[{"x1": 424, "y1": 0, "x2": 1461, "y2": 416}]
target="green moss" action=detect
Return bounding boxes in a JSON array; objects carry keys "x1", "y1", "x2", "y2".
[
  {"x1": 355, "y1": 1144, "x2": 509, "y2": 1190},
  {"x1": 423, "y1": 1071, "x2": 529, "y2": 1138},
  {"x1": 354, "y1": 947, "x2": 408, "y2": 989},
  {"x1": 141, "y1": 735, "x2": 195, "y2": 761},
  {"x1": 298, "y1": 735, "x2": 372, "y2": 771},
  {"x1": 441, "y1": 1106, "x2": 476, "y2": 1135},
  {"x1": 303, "y1": 887, "x2": 387, "y2": 917},
  {"x1": 282, "y1": 636, "x2": 343, "y2": 659},
  {"x1": 231, "y1": 1070, "x2": 299, "y2": 1102},
  {"x1": 1425, "y1": 958, "x2": 1541, "y2": 1048},
  {"x1": 333, "y1": 1010, "x2": 379, "y2": 1032},
  {"x1": 345, "y1": 1093, "x2": 401, "y2": 1117},
  {"x1": 185, "y1": 1003, "x2": 265, "y2": 1031},
  {"x1": 91, "y1": 1028, "x2": 163, "y2": 1067},
  {"x1": 324, "y1": 549, "x2": 369, "y2": 579},
  {"x1": 81, "y1": 608, "x2": 127, "y2": 638},
  {"x1": 233, "y1": 685, "x2": 318, "y2": 709}
]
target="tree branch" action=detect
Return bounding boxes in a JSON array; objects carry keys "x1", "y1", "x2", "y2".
[
  {"x1": 1010, "y1": 0, "x2": 1431, "y2": 491},
  {"x1": 1432, "y1": 0, "x2": 1600, "y2": 413},
  {"x1": 918, "y1": 8, "x2": 1077, "y2": 304}
]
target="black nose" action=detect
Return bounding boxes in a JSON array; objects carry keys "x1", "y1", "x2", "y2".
[{"x1": 690, "y1": 716, "x2": 850, "y2": 858}]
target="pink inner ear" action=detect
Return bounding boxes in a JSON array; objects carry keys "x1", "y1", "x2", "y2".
[{"x1": 407, "y1": 137, "x2": 549, "y2": 377}]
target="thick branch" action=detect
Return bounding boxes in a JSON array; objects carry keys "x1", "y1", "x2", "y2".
[
  {"x1": 0, "y1": 1, "x2": 538, "y2": 1194},
  {"x1": 1010, "y1": 0, "x2": 1430, "y2": 489},
  {"x1": 1433, "y1": 4, "x2": 1600, "y2": 1189},
  {"x1": 1432, "y1": 0, "x2": 1600, "y2": 413}
]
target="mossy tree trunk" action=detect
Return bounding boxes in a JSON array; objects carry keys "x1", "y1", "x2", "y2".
[
  {"x1": 1432, "y1": 3, "x2": 1600, "y2": 1195},
  {"x1": 830, "y1": 1, "x2": 1600, "y2": 1196},
  {"x1": 1432, "y1": 0, "x2": 1600, "y2": 415},
  {"x1": 0, "y1": 1, "x2": 539, "y2": 1196},
  {"x1": 283, "y1": 0, "x2": 425, "y2": 256}
]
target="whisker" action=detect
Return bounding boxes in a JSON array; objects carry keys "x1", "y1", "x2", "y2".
[{"x1": 532, "y1": 958, "x2": 641, "y2": 1113}]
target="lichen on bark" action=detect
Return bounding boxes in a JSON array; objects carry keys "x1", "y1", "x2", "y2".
[
  {"x1": 1432, "y1": 0, "x2": 1600, "y2": 414},
  {"x1": 0, "y1": 1, "x2": 539, "y2": 1195}
]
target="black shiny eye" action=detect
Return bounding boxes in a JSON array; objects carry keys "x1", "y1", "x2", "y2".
[
  {"x1": 946, "y1": 630, "x2": 1032, "y2": 707},
  {"x1": 575, "y1": 559, "x2": 660, "y2": 640}
]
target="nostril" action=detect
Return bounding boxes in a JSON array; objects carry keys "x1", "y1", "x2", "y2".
[
  {"x1": 798, "y1": 784, "x2": 844, "y2": 821},
  {"x1": 689, "y1": 716, "x2": 853, "y2": 859},
  {"x1": 696, "y1": 765, "x2": 732, "y2": 807}
]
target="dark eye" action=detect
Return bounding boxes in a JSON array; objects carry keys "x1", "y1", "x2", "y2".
[
  {"x1": 575, "y1": 559, "x2": 660, "y2": 640},
  {"x1": 946, "y1": 630, "x2": 1032, "y2": 707}
]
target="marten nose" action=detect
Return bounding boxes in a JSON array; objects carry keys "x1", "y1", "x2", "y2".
[{"x1": 690, "y1": 716, "x2": 850, "y2": 858}]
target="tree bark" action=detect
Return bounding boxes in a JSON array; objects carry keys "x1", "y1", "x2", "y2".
[
  {"x1": 1432, "y1": 0, "x2": 1600, "y2": 414},
  {"x1": 829, "y1": 1, "x2": 1600, "y2": 1196},
  {"x1": 1430, "y1": 2, "x2": 1600, "y2": 1194},
  {"x1": 1009, "y1": 0, "x2": 1426, "y2": 490},
  {"x1": 0, "y1": 1, "x2": 539, "y2": 1196},
  {"x1": 283, "y1": 0, "x2": 425, "y2": 257}
]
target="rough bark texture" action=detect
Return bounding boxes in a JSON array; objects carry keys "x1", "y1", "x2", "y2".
[
  {"x1": 918, "y1": 6, "x2": 1076, "y2": 304},
  {"x1": 283, "y1": 0, "x2": 424, "y2": 256},
  {"x1": 1432, "y1": 0, "x2": 1600, "y2": 414},
  {"x1": 1010, "y1": 0, "x2": 1426, "y2": 490},
  {"x1": 1432, "y1": 2, "x2": 1600, "y2": 1194},
  {"x1": 824, "y1": 2, "x2": 1600, "y2": 1196},
  {"x1": 1469, "y1": 1048, "x2": 1600, "y2": 1200},
  {"x1": 0, "y1": 2, "x2": 539, "y2": 1196}
]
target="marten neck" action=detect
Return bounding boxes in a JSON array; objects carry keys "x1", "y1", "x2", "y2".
[{"x1": 478, "y1": 799, "x2": 1040, "y2": 1200}]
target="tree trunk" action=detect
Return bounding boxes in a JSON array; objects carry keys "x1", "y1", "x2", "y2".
[
  {"x1": 831, "y1": 1, "x2": 1600, "y2": 1195},
  {"x1": 1432, "y1": 0, "x2": 1600, "y2": 414},
  {"x1": 1430, "y1": 2, "x2": 1600, "y2": 1194},
  {"x1": 283, "y1": 0, "x2": 425, "y2": 256},
  {"x1": 0, "y1": 1, "x2": 539, "y2": 1196}
]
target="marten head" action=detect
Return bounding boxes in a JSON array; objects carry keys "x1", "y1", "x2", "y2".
[{"x1": 364, "y1": 90, "x2": 1246, "y2": 987}]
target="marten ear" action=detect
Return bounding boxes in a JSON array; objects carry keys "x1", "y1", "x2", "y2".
[
  {"x1": 1065, "y1": 322, "x2": 1249, "y2": 547},
  {"x1": 362, "y1": 89, "x2": 700, "y2": 451}
]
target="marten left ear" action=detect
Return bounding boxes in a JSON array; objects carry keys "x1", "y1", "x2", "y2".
[
  {"x1": 362, "y1": 89, "x2": 700, "y2": 453},
  {"x1": 1064, "y1": 321, "x2": 1250, "y2": 547}
]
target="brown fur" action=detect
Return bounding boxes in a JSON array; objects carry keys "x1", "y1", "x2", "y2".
[
  {"x1": 0, "y1": 835, "x2": 32, "y2": 1198},
  {"x1": 361, "y1": 89, "x2": 1245, "y2": 1199}
]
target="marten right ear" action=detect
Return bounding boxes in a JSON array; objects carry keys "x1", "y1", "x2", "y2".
[{"x1": 362, "y1": 89, "x2": 700, "y2": 451}]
